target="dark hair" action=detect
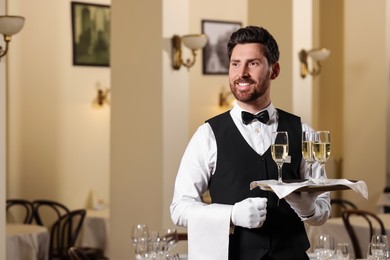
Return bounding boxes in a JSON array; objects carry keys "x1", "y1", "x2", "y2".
[{"x1": 227, "y1": 25, "x2": 279, "y2": 65}]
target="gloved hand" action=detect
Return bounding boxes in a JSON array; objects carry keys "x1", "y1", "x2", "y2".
[
  {"x1": 284, "y1": 191, "x2": 323, "y2": 218},
  {"x1": 231, "y1": 197, "x2": 267, "y2": 229}
]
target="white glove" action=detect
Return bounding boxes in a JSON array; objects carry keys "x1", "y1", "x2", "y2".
[
  {"x1": 284, "y1": 191, "x2": 321, "y2": 218},
  {"x1": 231, "y1": 197, "x2": 267, "y2": 229}
]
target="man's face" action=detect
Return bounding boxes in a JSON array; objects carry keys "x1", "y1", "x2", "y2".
[{"x1": 228, "y1": 43, "x2": 278, "y2": 105}]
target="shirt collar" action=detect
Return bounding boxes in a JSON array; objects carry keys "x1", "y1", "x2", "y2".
[{"x1": 231, "y1": 102, "x2": 276, "y2": 125}]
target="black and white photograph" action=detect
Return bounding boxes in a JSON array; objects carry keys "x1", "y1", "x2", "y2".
[
  {"x1": 202, "y1": 20, "x2": 242, "y2": 75},
  {"x1": 71, "y1": 2, "x2": 110, "y2": 67}
]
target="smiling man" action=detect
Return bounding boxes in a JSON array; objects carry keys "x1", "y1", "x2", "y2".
[{"x1": 170, "y1": 26, "x2": 331, "y2": 260}]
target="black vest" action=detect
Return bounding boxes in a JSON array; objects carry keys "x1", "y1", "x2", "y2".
[{"x1": 206, "y1": 109, "x2": 310, "y2": 260}]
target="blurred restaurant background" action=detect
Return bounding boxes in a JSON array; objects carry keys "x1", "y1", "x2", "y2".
[{"x1": 1, "y1": 0, "x2": 390, "y2": 259}]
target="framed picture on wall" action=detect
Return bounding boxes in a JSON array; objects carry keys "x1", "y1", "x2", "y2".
[
  {"x1": 201, "y1": 20, "x2": 242, "y2": 75},
  {"x1": 71, "y1": 2, "x2": 110, "y2": 67}
]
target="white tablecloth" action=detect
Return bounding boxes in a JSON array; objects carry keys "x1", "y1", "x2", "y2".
[
  {"x1": 306, "y1": 213, "x2": 390, "y2": 259},
  {"x1": 77, "y1": 208, "x2": 110, "y2": 252},
  {"x1": 6, "y1": 223, "x2": 50, "y2": 260}
]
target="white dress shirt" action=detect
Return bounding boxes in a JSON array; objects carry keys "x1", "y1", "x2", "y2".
[{"x1": 170, "y1": 102, "x2": 330, "y2": 259}]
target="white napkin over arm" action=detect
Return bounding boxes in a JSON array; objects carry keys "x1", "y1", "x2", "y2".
[{"x1": 188, "y1": 204, "x2": 232, "y2": 260}]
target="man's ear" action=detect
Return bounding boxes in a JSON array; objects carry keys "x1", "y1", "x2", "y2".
[{"x1": 270, "y1": 62, "x2": 280, "y2": 79}]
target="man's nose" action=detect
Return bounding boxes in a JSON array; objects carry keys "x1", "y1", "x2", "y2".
[{"x1": 238, "y1": 65, "x2": 249, "y2": 78}]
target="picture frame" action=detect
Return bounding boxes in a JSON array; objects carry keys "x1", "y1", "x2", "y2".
[
  {"x1": 202, "y1": 20, "x2": 242, "y2": 75},
  {"x1": 71, "y1": 2, "x2": 110, "y2": 67}
]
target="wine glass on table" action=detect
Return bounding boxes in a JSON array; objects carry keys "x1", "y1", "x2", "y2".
[
  {"x1": 314, "y1": 234, "x2": 335, "y2": 260},
  {"x1": 313, "y1": 131, "x2": 331, "y2": 184},
  {"x1": 371, "y1": 234, "x2": 389, "y2": 258},
  {"x1": 302, "y1": 131, "x2": 315, "y2": 182},
  {"x1": 162, "y1": 228, "x2": 178, "y2": 257},
  {"x1": 271, "y1": 131, "x2": 289, "y2": 184},
  {"x1": 131, "y1": 224, "x2": 149, "y2": 259}
]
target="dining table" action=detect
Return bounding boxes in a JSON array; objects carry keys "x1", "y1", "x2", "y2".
[
  {"x1": 6, "y1": 223, "x2": 50, "y2": 260},
  {"x1": 305, "y1": 213, "x2": 390, "y2": 259},
  {"x1": 77, "y1": 207, "x2": 110, "y2": 253}
]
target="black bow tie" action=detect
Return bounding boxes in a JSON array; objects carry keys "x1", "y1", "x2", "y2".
[{"x1": 241, "y1": 110, "x2": 269, "y2": 125}]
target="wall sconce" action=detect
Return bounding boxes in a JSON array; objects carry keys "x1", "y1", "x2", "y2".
[
  {"x1": 0, "y1": 15, "x2": 25, "y2": 61},
  {"x1": 171, "y1": 34, "x2": 208, "y2": 70},
  {"x1": 219, "y1": 87, "x2": 235, "y2": 108},
  {"x1": 93, "y1": 82, "x2": 110, "y2": 107},
  {"x1": 298, "y1": 48, "x2": 330, "y2": 78}
]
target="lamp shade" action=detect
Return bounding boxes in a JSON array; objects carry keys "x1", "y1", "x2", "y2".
[
  {"x1": 181, "y1": 34, "x2": 208, "y2": 50},
  {"x1": 308, "y1": 48, "x2": 330, "y2": 61},
  {"x1": 0, "y1": 16, "x2": 25, "y2": 36}
]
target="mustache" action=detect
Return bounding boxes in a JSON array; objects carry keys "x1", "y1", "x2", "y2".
[{"x1": 234, "y1": 78, "x2": 255, "y2": 84}]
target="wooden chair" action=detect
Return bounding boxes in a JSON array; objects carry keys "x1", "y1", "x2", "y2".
[
  {"x1": 341, "y1": 209, "x2": 386, "y2": 259},
  {"x1": 32, "y1": 199, "x2": 70, "y2": 226},
  {"x1": 330, "y1": 198, "x2": 358, "y2": 218},
  {"x1": 49, "y1": 209, "x2": 86, "y2": 260},
  {"x1": 6, "y1": 199, "x2": 34, "y2": 224}
]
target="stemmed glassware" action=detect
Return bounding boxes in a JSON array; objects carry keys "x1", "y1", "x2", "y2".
[
  {"x1": 163, "y1": 228, "x2": 178, "y2": 252},
  {"x1": 131, "y1": 224, "x2": 149, "y2": 259},
  {"x1": 371, "y1": 234, "x2": 389, "y2": 258},
  {"x1": 271, "y1": 131, "x2": 289, "y2": 184},
  {"x1": 302, "y1": 131, "x2": 315, "y2": 182},
  {"x1": 131, "y1": 225, "x2": 180, "y2": 260},
  {"x1": 313, "y1": 131, "x2": 331, "y2": 184},
  {"x1": 367, "y1": 242, "x2": 387, "y2": 260},
  {"x1": 336, "y1": 242, "x2": 350, "y2": 260},
  {"x1": 314, "y1": 234, "x2": 335, "y2": 260}
]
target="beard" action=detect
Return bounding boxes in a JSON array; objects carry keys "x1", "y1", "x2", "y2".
[{"x1": 230, "y1": 76, "x2": 271, "y2": 103}]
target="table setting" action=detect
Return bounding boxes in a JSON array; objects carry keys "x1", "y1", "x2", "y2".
[
  {"x1": 6, "y1": 223, "x2": 50, "y2": 260},
  {"x1": 131, "y1": 224, "x2": 187, "y2": 260},
  {"x1": 307, "y1": 233, "x2": 390, "y2": 260}
]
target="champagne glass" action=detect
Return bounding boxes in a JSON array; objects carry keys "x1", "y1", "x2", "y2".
[
  {"x1": 271, "y1": 131, "x2": 289, "y2": 184},
  {"x1": 302, "y1": 131, "x2": 315, "y2": 182},
  {"x1": 313, "y1": 131, "x2": 331, "y2": 184}
]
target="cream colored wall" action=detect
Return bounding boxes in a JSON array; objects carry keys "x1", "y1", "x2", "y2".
[
  {"x1": 7, "y1": 0, "x2": 110, "y2": 209},
  {"x1": 342, "y1": 0, "x2": 389, "y2": 211}
]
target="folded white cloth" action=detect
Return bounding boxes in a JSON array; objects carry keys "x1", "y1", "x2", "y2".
[
  {"x1": 250, "y1": 179, "x2": 368, "y2": 199},
  {"x1": 188, "y1": 204, "x2": 232, "y2": 260}
]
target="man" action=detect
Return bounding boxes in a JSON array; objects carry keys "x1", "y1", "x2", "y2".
[{"x1": 170, "y1": 25, "x2": 330, "y2": 260}]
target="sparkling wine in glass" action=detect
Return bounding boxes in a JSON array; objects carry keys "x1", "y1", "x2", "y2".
[
  {"x1": 313, "y1": 131, "x2": 331, "y2": 184},
  {"x1": 302, "y1": 131, "x2": 315, "y2": 182},
  {"x1": 271, "y1": 131, "x2": 289, "y2": 184}
]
